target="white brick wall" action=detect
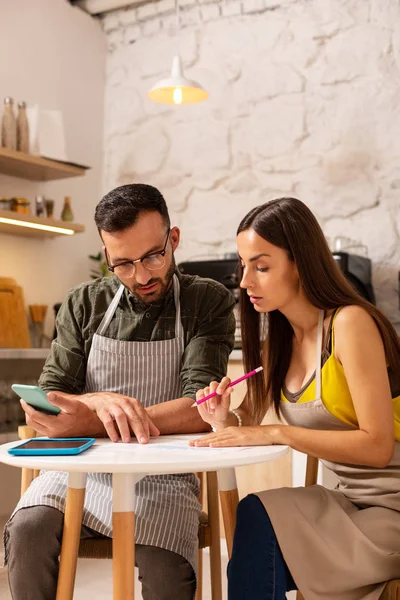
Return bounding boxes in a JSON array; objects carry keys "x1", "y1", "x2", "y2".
[
  {"x1": 119, "y1": 8, "x2": 138, "y2": 26},
  {"x1": 101, "y1": 0, "x2": 400, "y2": 329},
  {"x1": 221, "y1": 1, "x2": 241, "y2": 17},
  {"x1": 156, "y1": 0, "x2": 176, "y2": 14},
  {"x1": 124, "y1": 23, "x2": 141, "y2": 43},
  {"x1": 136, "y1": 2, "x2": 157, "y2": 20},
  {"x1": 200, "y1": 4, "x2": 220, "y2": 21},
  {"x1": 102, "y1": 11, "x2": 120, "y2": 32},
  {"x1": 142, "y1": 18, "x2": 161, "y2": 35},
  {"x1": 242, "y1": 0, "x2": 267, "y2": 13}
]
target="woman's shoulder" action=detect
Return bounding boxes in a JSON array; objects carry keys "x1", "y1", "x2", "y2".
[
  {"x1": 334, "y1": 304, "x2": 376, "y2": 330},
  {"x1": 333, "y1": 305, "x2": 382, "y2": 353}
]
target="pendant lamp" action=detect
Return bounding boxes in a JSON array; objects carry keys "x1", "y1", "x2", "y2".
[{"x1": 147, "y1": 0, "x2": 208, "y2": 105}]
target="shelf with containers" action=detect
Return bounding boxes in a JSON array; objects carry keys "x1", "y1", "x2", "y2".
[
  {"x1": 0, "y1": 146, "x2": 88, "y2": 181},
  {"x1": 0, "y1": 147, "x2": 88, "y2": 237},
  {"x1": 0, "y1": 104, "x2": 88, "y2": 434},
  {"x1": 0, "y1": 209, "x2": 85, "y2": 238}
]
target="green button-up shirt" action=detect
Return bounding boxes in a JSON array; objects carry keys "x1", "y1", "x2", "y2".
[{"x1": 39, "y1": 271, "x2": 236, "y2": 400}]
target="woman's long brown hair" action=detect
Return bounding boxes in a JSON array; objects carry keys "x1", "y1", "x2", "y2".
[{"x1": 238, "y1": 197, "x2": 400, "y2": 424}]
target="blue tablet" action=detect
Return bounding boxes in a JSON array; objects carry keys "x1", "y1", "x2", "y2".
[{"x1": 8, "y1": 437, "x2": 96, "y2": 456}]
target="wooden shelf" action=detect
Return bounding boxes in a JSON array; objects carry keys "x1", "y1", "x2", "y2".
[
  {"x1": 0, "y1": 147, "x2": 88, "y2": 181},
  {"x1": 0, "y1": 348, "x2": 50, "y2": 360},
  {"x1": 0, "y1": 210, "x2": 85, "y2": 238}
]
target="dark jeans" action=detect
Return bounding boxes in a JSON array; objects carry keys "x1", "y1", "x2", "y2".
[{"x1": 228, "y1": 494, "x2": 296, "y2": 600}]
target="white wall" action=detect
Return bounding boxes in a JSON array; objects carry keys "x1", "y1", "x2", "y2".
[
  {"x1": 0, "y1": 0, "x2": 106, "y2": 338},
  {"x1": 101, "y1": 0, "x2": 400, "y2": 330}
]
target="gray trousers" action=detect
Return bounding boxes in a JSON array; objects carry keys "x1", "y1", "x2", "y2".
[{"x1": 5, "y1": 506, "x2": 196, "y2": 600}]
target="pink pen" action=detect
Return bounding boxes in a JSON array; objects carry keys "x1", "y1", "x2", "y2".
[{"x1": 191, "y1": 366, "x2": 263, "y2": 407}]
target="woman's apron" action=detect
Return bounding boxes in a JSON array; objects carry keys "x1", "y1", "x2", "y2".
[
  {"x1": 4, "y1": 275, "x2": 200, "y2": 574},
  {"x1": 257, "y1": 310, "x2": 400, "y2": 600}
]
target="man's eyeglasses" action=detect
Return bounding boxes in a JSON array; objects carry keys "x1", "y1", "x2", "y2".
[{"x1": 105, "y1": 229, "x2": 170, "y2": 279}]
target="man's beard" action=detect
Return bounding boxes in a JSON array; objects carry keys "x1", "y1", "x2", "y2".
[{"x1": 131, "y1": 258, "x2": 176, "y2": 305}]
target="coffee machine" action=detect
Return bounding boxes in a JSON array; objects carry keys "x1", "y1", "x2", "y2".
[
  {"x1": 178, "y1": 258, "x2": 241, "y2": 347},
  {"x1": 332, "y1": 252, "x2": 375, "y2": 304}
]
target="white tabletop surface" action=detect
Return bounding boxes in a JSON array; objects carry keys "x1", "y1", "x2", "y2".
[{"x1": 0, "y1": 435, "x2": 288, "y2": 475}]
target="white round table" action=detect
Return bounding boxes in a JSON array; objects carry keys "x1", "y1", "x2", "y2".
[{"x1": 0, "y1": 434, "x2": 289, "y2": 600}]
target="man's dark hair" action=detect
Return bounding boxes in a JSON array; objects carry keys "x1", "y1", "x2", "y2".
[{"x1": 94, "y1": 184, "x2": 170, "y2": 233}]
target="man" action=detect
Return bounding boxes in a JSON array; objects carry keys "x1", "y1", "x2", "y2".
[{"x1": 4, "y1": 184, "x2": 235, "y2": 600}]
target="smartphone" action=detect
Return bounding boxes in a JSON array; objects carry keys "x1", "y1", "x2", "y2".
[
  {"x1": 7, "y1": 437, "x2": 96, "y2": 456},
  {"x1": 11, "y1": 384, "x2": 61, "y2": 415}
]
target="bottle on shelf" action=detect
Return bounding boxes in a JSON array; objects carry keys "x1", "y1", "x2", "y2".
[
  {"x1": 44, "y1": 198, "x2": 54, "y2": 218},
  {"x1": 61, "y1": 196, "x2": 74, "y2": 221},
  {"x1": 1, "y1": 97, "x2": 17, "y2": 150},
  {"x1": 17, "y1": 101, "x2": 30, "y2": 153},
  {"x1": 35, "y1": 195, "x2": 45, "y2": 217}
]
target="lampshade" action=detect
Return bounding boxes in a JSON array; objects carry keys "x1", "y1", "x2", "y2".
[{"x1": 147, "y1": 55, "x2": 208, "y2": 105}]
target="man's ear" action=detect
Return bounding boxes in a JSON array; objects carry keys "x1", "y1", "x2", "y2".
[{"x1": 170, "y1": 226, "x2": 180, "y2": 252}]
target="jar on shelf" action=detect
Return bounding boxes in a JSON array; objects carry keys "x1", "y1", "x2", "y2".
[
  {"x1": 1, "y1": 97, "x2": 17, "y2": 150},
  {"x1": 11, "y1": 197, "x2": 30, "y2": 215},
  {"x1": 61, "y1": 196, "x2": 74, "y2": 221},
  {"x1": 0, "y1": 197, "x2": 12, "y2": 211},
  {"x1": 17, "y1": 101, "x2": 30, "y2": 153}
]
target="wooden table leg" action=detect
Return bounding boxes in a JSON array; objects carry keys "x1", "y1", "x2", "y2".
[
  {"x1": 217, "y1": 468, "x2": 239, "y2": 559},
  {"x1": 18, "y1": 425, "x2": 36, "y2": 495},
  {"x1": 207, "y1": 471, "x2": 222, "y2": 600},
  {"x1": 112, "y1": 473, "x2": 143, "y2": 600},
  {"x1": 56, "y1": 471, "x2": 87, "y2": 600}
]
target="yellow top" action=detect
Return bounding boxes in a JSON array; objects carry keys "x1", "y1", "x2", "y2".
[{"x1": 281, "y1": 310, "x2": 400, "y2": 441}]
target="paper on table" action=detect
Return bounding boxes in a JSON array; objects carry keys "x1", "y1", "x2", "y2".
[
  {"x1": 148, "y1": 444, "x2": 227, "y2": 452},
  {"x1": 139, "y1": 437, "x2": 251, "y2": 454}
]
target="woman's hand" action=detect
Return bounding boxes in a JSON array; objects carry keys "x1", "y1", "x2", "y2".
[
  {"x1": 195, "y1": 377, "x2": 234, "y2": 430},
  {"x1": 189, "y1": 424, "x2": 284, "y2": 447}
]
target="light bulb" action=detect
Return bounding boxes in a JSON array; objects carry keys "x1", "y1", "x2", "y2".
[{"x1": 173, "y1": 87, "x2": 183, "y2": 104}]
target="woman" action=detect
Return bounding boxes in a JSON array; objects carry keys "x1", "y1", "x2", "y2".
[{"x1": 190, "y1": 198, "x2": 400, "y2": 600}]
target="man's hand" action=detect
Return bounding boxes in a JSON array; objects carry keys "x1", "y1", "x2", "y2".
[
  {"x1": 92, "y1": 393, "x2": 160, "y2": 444},
  {"x1": 20, "y1": 392, "x2": 101, "y2": 438},
  {"x1": 20, "y1": 391, "x2": 160, "y2": 444}
]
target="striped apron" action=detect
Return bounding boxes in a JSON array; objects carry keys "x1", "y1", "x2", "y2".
[
  {"x1": 4, "y1": 274, "x2": 201, "y2": 574},
  {"x1": 257, "y1": 310, "x2": 400, "y2": 600}
]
